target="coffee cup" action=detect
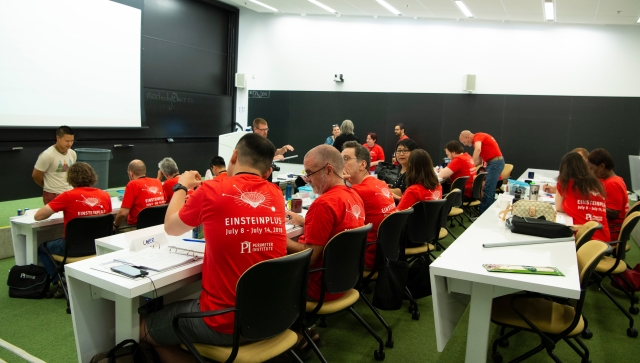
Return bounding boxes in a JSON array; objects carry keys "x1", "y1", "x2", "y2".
[
  {"x1": 529, "y1": 185, "x2": 540, "y2": 201},
  {"x1": 291, "y1": 198, "x2": 303, "y2": 213}
]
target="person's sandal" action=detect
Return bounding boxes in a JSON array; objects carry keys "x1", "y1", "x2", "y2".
[
  {"x1": 53, "y1": 284, "x2": 66, "y2": 299},
  {"x1": 292, "y1": 334, "x2": 313, "y2": 360},
  {"x1": 306, "y1": 326, "x2": 325, "y2": 348}
]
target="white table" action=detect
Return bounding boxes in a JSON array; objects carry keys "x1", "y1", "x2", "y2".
[
  {"x1": 430, "y1": 169, "x2": 580, "y2": 362},
  {"x1": 10, "y1": 197, "x2": 122, "y2": 265}
]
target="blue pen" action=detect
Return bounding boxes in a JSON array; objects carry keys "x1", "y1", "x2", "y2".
[{"x1": 182, "y1": 238, "x2": 205, "y2": 243}]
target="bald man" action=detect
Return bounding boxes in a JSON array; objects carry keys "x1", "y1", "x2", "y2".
[
  {"x1": 459, "y1": 130, "x2": 504, "y2": 214},
  {"x1": 114, "y1": 159, "x2": 166, "y2": 230}
]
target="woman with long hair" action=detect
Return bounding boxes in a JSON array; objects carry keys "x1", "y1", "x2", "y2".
[
  {"x1": 397, "y1": 149, "x2": 442, "y2": 210},
  {"x1": 390, "y1": 139, "x2": 418, "y2": 200},
  {"x1": 556, "y1": 152, "x2": 610, "y2": 241}
]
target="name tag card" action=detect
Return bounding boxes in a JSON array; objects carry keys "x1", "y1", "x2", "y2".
[{"x1": 129, "y1": 232, "x2": 168, "y2": 252}]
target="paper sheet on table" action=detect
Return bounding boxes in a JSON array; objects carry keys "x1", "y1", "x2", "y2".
[{"x1": 114, "y1": 250, "x2": 199, "y2": 271}]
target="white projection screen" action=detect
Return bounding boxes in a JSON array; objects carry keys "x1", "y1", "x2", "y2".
[{"x1": 0, "y1": 0, "x2": 142, "y2": 128}]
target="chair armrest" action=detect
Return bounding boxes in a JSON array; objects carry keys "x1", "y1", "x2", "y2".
[
  {"x1": 171, "y1": 307, "x2": 238, "y2": 363},
  {"x1": 309, "y1": 267, "x2": 325, "y2": 274}
]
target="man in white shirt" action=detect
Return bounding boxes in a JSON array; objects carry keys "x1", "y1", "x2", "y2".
[{"x1": 32, "y1": 126, "x2": 77, "y2": 204}]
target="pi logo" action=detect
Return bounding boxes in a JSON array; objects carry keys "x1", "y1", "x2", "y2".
[{"x1": 240, "y1": 242, "x2": 251, "y2": 254}]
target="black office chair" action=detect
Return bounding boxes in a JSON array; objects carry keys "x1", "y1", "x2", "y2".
[
  {"x1": 173, "y1": 249, "x2": 314, "y2": 363},
  {"x1": 449, "y1": 176, "x2": 469, "y2": 229},
  {"x1": 627, "y1": 201, "x2": 640, "y2": 217},
  {"x1": 43, "y1": 214, "x2": 114, "y2": 313},
  {"x1": 305, "y1": 224, "x2": 388, "y2": 361},
  {"x1": 405, "y1": 199, "x2": 447, "y2": 261},
  {"x1": 360, "y1": 208, "x2": 414, "y2": 347},
  {"x1": 136, "y1": 204, "x2": 168, "y2": 229},
  {"x1": 462, "y1": 172, "x2": 487, "y2": 221},
  {"x1": 441, "y1": 189, "x2": 462, "y2": 241}
]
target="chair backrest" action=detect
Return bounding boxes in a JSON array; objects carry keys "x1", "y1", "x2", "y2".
[
  {"x1": 471, "y1": 172, "x2": 487, "y2": 200},
  {"x1": 450, "y1": 176, "x2": 469, "y2": 199},
  {"x1": 440, "y1": 190, "x2": 460, "y2": 229},
  {"x1": 614, "y1": 212, "x2": 640, "y2": 259},
  {"x1": 627, "y1": 201, "x2": 640, "y2": 218},
  {"x1": 322, "y1": 224, "x2": 373, "y2": 294},
  {"x1": 576, "y1": 241, "x2": 610, "y2": 289},
  {"x1": 235, "y1": 249, "x2": 312, "y2": 341},
  {"x1": 65, "y1": 214, "x2": 114, "y2": 257},
  {"x1": 136, "y1": 204, "x2": 168, "y2": 229},
  {"x1": 500, "y1": 164, "x2": 514, "y2": 183},
  {"x1": 445, "y1": 187, "x2": 463, "y2": 209},
  {"x1": 406, "y1": 199, "x2": 447, "y2": 245},
  {"x1": 376, "y1": 208, "x2": 413, "y2": 261},
  {"x1": 574, "y1": 221, "x2": 602, "y2": 250}
]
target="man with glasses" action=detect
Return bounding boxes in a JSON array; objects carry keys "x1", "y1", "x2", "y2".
[
  {"x1": 342, "y1": 141, "x2": 396, "y2": 270},
  {"x1": 252, "y1": 118, "x2": 294, "y2": 161},
  {"x1": 286, "y1": 145, "x2": 365, "y2": 302},
  {"x1": 459, "y1": 130, "x2": 505, "y2": 214},
  {"x1": 392, "y1": 123, "x2": 408, "y2": 164}
]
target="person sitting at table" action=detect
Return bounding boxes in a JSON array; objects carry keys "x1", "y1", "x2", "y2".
[
  {"x1": 397, "y1": 149, "x2": 442, "y2": 211},
  {"x1": 142, "y1": 133, "x2": 287, "y2": 362},
  {"x1": 363, "y1": 132, "x2": 385, "y2": 174},
  {"x1": 389, "y1": 139, "x2": 418, "y2": 200},
  {"x1": 156, "y1": 157, "x2": 180, "y2": 203},
  {"x1": 438, "y1": 140, "x2": 476, "y2": 200},
  {"x1": 324, "y1": 124, "x2": 340, "y2": 146},
  {"x1": 204, "y1": 156, "x2": 228, "y2": 181},
  {"x1": 555, "y1": 152, "x2": 610, "y2": 242},
  {"x1": 543, "y1": 147, "x2": 590, "y2": 194},
  {"x1": 113, "y1": 160, "x2": 165, "y2": 232},
  {"x1": 342, "y1": 141, "x2": 396, "y2": 269},
  {"x1": 587, "y1": 148, "x2": 629, "y2": 241},
  {"x1": 35, "y1": 162, "x2": 112, "y2": 298}
]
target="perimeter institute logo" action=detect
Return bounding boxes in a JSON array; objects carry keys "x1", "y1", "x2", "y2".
[{"x1": 240, "y1": 241, "x2": 274, "y2": 254}]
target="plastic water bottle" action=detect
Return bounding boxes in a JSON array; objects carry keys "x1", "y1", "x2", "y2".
[{"x1": 285, "y1": 182, "x2": 292, "y2": 201}]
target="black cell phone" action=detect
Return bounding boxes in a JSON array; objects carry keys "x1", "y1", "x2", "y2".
[{"x1": 111, "y1": 264, "x2": 148, "y2": 278}]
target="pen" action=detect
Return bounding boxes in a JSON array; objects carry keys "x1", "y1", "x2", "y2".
[{"x1": 182, "y1": 238, "x2": 205, "y2": 243}]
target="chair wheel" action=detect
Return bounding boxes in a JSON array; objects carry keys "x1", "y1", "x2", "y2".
[
  {"x1": 374, "y1": 350, "x2": 385, "y2": 361},
  {"x1": 498, "y1": 339, "x2": 509, "y2": 347},
  {"x1": 412, "y1": 310, "x2": 420, "y2": 320},
  {"x1": 627, "y1": 328, "x2": 638, "y2": 338},
  {"x1": 385, "y1": 338, "x2": 394, "y2": 348},
  {"x1": 318, "y1": 317, "x2": 327, "y2": 328},
  {"x1": 491, "y1": 353, "x2": 503, "y2": 363},
  {"x1": 581, "y1": 329, "x2": 593, "y2": 339},
  {"x1": 630, "y1": 306, "x2": 639, "y2": 315},
  {"x1": 408, "y1": 305, "x2": 415, "y2": 313},
  {"x1": 66, "y1": 307, "x2": 71, "y2": 314}
]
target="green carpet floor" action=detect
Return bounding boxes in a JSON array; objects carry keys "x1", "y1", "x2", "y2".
[{"x1": 1, "y1": 221, "x2": 640, "y2": 362}]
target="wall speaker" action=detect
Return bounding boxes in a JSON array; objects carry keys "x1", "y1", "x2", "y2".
[
  {"x1": 464, "y1": 74, "x2": 476, "y2": 92},
  {"x1": 235, "y1": 73, "x2": 246, "y2": 88}
]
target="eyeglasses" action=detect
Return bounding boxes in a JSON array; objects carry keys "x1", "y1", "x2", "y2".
[
  {"x1": 396, "y1": 149, "x2": 410, "y2": 154},
  {"x1": 256, "y1": 127, "x2": 269, "y2": 132},
  {"x1": 332, "y1": 124, "x2": 339, "y2": 127},
  {"x1": 302, "y1": 163, "x2": 329, "y2": 181},
  {"x1": 343, "y1": 156, "x2": 357, "y2": 163}
]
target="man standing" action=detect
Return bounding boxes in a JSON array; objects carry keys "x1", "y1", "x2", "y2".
[
  {"x1": 286, "y1": 145, "x2": 365, "y2": 302},
  {"x1": 459, "y1": 130, "x2": 505, "y2": 214},
  {"x1": 342, "y1": 141, "x2": 396, "y2": 270},
  {"x1": 114, "y1": 160, "x2": 165, "y2": 230},
  {"x1": 141, "y1": 133, "x2": 287, "y2": 362},
  {"x1": 392, "y1": 123, "x2": 408, "y2": 164},
  {"x1": 32, "y1": 126, "x2": 77, "y2": 204},
  {"x1": 253, "y1": 118, "x2": 294, "y2": 161},
  {"x1": 157, "y1": 157, "x2": 180, "y2": 203},
  {"x1": 438, "y1": 140, "x2": 476, "y2": 199}
]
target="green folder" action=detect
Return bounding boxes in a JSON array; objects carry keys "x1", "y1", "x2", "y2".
[{"x1": 483, "y1": 264, "x2": 564, "y2": 276}]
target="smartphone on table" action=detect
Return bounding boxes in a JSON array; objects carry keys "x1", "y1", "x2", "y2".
[{"x1": 111, "y1": 264, "x2": 148, "y2": 278}]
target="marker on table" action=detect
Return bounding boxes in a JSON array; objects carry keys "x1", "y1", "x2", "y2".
[
  {"x1": 182, "y1": 238, "x2": 205, "y2": 243},
  {"x1": 483, "y1": 237, "x2": 574, "y2": 248}
]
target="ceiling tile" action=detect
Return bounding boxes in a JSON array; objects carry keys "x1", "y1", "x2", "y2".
[
  {"x1": 556, "y1": 14, "x2": 596, "y2": 24},
  {"x1": 596, "y1": 0, "x2": 640, "y2": 16},
  {"x1": 416, "y1": 0, "x2": 460, "y2": 12},
  {"x1": 464, "y1": 0, "x2": 506, "y2": 13},
  {"x1": 501, "y1": 0, "x2": 542, "y2": 14},
  {"x1": 555, "y1": 0, "x2": 599, "y2": 15},
  {"x1": 429, "y1": 9, "x2": 471, "y2": 19},
  {"x1": 593, "y1": 15, "x2": 639, "y2": 25},
  {"x1": 508, "y1": 12, "x2": 545, "y2": 22},
  {"x1": 473, "y1": 11, "x2": 509, "y2": 21}
]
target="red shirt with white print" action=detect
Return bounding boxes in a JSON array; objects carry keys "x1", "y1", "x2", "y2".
[
  {"x1": 447, "y1": 153, "x2": 476, "y2": 198},
  {"x1": 302, "y1": 185, "x2": 365, "y2": 301},
  {"x1": 473, "y1": 132, "x2": 502, "y2": 162},
  {"x1": 557, "y1": 180, "x2": 610, "y2": 242},
  {"x1": 364, "y1": 144, "x2": 385, "y2": 172},
  {"x1": 162, "y1": 176, "x2": 179, "y2": 203},
  {"x1": 352, "y1": 177, "x2": 397, "y2": 269},
  {"x1": 48, "y1": 187, "x2": 112, "y2": 236},
  {"x1": 602, "y1": 176, "x2": 629, "y2": 241},
  {"x1": 397, "y1": 184, "x2": 443, "y2": 211},
  {"x1": 121, "y1": 177, "x2": 166, "y2": 226},
  {"x1": 179, "y1": 173, "x2": 287, "y2": 333}
]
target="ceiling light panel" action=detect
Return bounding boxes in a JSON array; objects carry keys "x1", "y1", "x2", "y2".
[
  {"x1": 544, "y1": 0, "x2": 554, "y2": 21},
  {"x1": 375, "y1": 0, "x2": 402, "y2": 16},
  {"x1": 308, "y1": 0, "x2": 338, "y2": 14},
  {"x1": 454, "y1": 1, "x2": 474, "y2": 18},
  {"x1": 249, "y1": 0, "x2": 278, "y2": 12}
]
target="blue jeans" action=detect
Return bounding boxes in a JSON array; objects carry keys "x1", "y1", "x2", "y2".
[
  {"x1": 480, "y1": 158, "x2": 506, "y2": 214},
  {"x1": 38, "y1": 238, "x2": 65, "y2": 283}
]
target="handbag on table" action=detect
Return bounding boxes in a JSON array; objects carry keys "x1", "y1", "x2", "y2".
[{"x1": 499, "y1": 200, "x2": 556, "y2": 222}]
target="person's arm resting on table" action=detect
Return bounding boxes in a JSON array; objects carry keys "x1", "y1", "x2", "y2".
[
  {"x1": 472, "y1": 141, "x2": 482, "y2": 166},
  {"x1": 165, "y1": 171, "x2": 202, "y2": 236},
  {"x1": 34, "y1": 205, "x2": 55, "y2": 221},
  {"x1": 114, "y1": 208, "x2": 130, "y2": 228},
  {"x1": 274, "y1": 145, "x2": 295, "y2": 160},
  {"x1": 438, "y1": 167, "x2": 454, "y2": 181}
]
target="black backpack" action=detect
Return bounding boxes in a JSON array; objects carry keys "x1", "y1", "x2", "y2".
[
  {"x1": 7, "y1": 264, "x2": 51, "y2": 299},
  {"x1": 376, "y1": 162, "x2": 400, "y2": 185}
]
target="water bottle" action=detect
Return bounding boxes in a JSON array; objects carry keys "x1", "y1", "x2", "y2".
[{"x1": 285, "y1": 182, "x2": 292, "y2": 201}]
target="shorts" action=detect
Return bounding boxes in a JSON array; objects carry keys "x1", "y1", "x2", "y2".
[{"x1": 146, "y1": 298, "x2": 242, "y2": 346}]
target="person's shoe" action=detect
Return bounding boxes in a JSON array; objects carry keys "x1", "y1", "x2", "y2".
[{"x1": 53, "y1": 284, "x2": 66, "y2": 299}]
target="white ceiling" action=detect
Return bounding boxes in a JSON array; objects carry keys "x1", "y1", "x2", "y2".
[{"x1": 224, "y1": 0, "x2": 640, "y2": 25}]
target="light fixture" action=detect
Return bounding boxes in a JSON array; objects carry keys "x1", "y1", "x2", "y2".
[
  {"x1": 453, "y1": 1, "x2": 474, "y2": 18},
  {"x1": 308, "y1": 0, "x2": 338, "y2": 14},
  {"x1": 375, "y1": 0, "x2": 402, "y2": 16},
  {"x1": 637, "y1": 16, "x2": 640, "y2": 23},
  {"x1": 544, "y1": 0, "x2": 554, "y2": 21},
  {"x1": 249, "y1": 0, "x2": 277, "y2": 12}
]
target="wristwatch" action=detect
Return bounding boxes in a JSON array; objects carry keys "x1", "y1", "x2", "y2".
[{"x1": 172, "y1": 183, "x2": 188, "y2": 194}]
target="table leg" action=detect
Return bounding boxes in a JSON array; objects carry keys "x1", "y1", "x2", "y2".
[
  {"x1": 115, "y1": 294, "x2": 141, "y2": 343},
  {"x1": 25, "y1": 228, "x2": 39, "y2": 265},
  {"x1": 465, "y1": 282, "x2": 494, "y2": 363},
  {"x1": 431, "y1": 274, "x2": 471, "y2": 351},
  {"x1": 10, "y1": 223, "x2": 26, "y2": 265}
]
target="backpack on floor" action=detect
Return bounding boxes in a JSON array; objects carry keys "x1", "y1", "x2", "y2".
[
  {"x1": 7, "y1": 264, "x2": 51, "y2": 299},
  {"x1": 90, "y1": 339, "x2": 159, "y2": 363}
]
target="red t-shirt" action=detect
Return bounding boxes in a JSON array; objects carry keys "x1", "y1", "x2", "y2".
[
  {"x1": 214, "y1": 171, "x2": 228, "y2": 181},
  {"x1": 303, "y1": 185, "x2": 365, "y2": 301},
  {"x1": 162, "y1": 176, "x2": 179, "y2": 203},
  {"x1": 121, "y1": 177, "x2": 166, "y2": 225},
  {"x1": 179, "y1": 173, "x2": 287, "y2": 333},
  {"x1": 352, "y1": 177, "x2": 397, "y2": 269},
  {"x1": 446, "y1": 153, "x2": 476, "y2": 198},
  {"x1": 397, "y1": 184, "x2": 443, "y2": 211},
  {"x1": 558, "y1": 180, "x2": 610, "y2": 242},
  {"x1": 364, "y1": 144, "x2": 385, "y2": 172},
  {"x1": 48, "y1": 187, "x2": 112, "y2": 236},
  {"x1": 602, "y1": 176, "x2": 629, "y2": 241},
  {"x1": 473, "y1": 132, "x2": 502, "y2": 162}
]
